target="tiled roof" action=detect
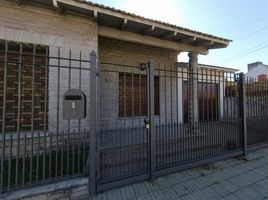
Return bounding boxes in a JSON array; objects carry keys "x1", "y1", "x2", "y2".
[{"x1": 74, "y1": 0, "x2": 231, "y2": 42}]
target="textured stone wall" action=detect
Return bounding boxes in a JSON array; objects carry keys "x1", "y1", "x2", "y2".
[{"x1": 0, "y1": 1, "x2": 97, "y2": 52}]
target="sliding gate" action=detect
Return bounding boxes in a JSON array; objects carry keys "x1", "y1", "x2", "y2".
[{"x1": 96, "y1": 60, "x2": 244, "y2": 192}]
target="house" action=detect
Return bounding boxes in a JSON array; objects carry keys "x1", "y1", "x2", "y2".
[
  {"x1": 0, "y1": 0, "x2": 240, "y2": 197},
  {"x1": 0, "y1": 0, "x2": 233, "y2": 132},
  {"x1": 246, "y1": 62, "x2": 268, "y2": 81}
]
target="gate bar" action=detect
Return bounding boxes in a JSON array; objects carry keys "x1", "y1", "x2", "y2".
[
  {"x1": 89, "y1": 51, "x2": 97, "y2": 197},
  {"x1": 239, "y1": 73, "x2": 248, "y2": 157},
  {"x1": 0, "y1": 42, "x2": 8, "y2": 194},
  {"x1": 148, "y1": 59, "x2": 156, "y2": 179}
]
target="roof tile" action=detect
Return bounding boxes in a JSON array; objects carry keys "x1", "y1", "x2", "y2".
[{"x1": 74, "y1": 0, "x2": 231, "y2": 42}]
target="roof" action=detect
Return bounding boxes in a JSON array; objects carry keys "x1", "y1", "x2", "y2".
[
  {"x1": 248, "y1": 62, "x2": 268, "y2": 67},
  {"x1": 24, "y1": 0, "x2": 231, "y2": 52},
  {"x1": 74, "y1": 0, "x2": 230, "y2": 43}
]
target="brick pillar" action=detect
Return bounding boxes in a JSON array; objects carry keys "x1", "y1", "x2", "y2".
[{"x1": 188, "y1": 52, "x2": 199, "y2": 123}]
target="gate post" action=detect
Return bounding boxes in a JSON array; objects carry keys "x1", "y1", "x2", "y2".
[
  {"x1": 148, "y1": 59, "x2": 156, "y2": 179},
  {"x1": 89, "y1": 51, "x2": 98, "y2": 197},
  {"x1": 239, "y1": 72, "x2": 247, "y2": 157}
]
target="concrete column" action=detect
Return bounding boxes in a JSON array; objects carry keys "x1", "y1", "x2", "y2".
[{"x1": 188, "y1": 52, "x2": 199, "y2": 123}]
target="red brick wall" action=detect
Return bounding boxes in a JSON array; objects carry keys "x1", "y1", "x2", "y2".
[
  {"x1": 0, "y1": 42, "x2": 48, "y2": 132},
  {"x1": 258, "y1": 74, "x2": 267, "y2": 81}
]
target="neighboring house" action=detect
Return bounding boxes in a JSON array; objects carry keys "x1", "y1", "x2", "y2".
[
  {"x1": 244, "y1": 62, "x2": 268, "y2": 118},
  {"x1": 246, "y1": 62, "x2": 268, "y2": 81}
]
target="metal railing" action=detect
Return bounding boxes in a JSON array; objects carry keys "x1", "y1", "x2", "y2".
[
  {"x1": 245, "y1": 77, "x2": 268, "y2": 147},
  {"x1": 0, "y1": 130, "x2": 90, "y2": 191},
  {"x1": 0, "y1": 41, "x2": 93, "y2": 194},
  {"x1": 96, "y1": 61, "x2": 245, "y2": 192}
]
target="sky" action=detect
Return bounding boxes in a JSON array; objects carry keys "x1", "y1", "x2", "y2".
[{"x1": 92, "y1": 0, "x2": 268, "y2": 72}]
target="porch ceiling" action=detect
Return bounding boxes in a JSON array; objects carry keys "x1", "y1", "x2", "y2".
[{"x1": 23, "y1": 0, "x2": 231, "y2": 53}]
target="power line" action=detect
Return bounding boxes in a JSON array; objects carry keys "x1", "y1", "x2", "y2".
[
  {"x1": 217, "y1": 40, "x2": 268, "y2": 65},
  {"x1": 235, "y1": 26, "x2": 268, "y2": 41},
  {"x1": 216, "y1": 16, "x2": 268, "y2": 35},
  {"x1": 218, "y1": 40, "x2": 268, "y2": 63},
  {"x1": 240, "y1": 44, "x2": 268, "y2": 57},
  {"x1": 236, "y1": 41, "x2": 268, "y2": 57},
  {"x1": 218, "y1": 44, "x2": 268, "y2": 64}
]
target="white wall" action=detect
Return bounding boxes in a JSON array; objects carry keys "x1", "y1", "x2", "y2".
[{"x1": 246, "y1": 65, "x2": 268, "y2": 80}]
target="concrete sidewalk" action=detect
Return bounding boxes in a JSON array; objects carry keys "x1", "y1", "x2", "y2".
[{"x1": 94, "y1": 147, "x2": 268, "y2": 200}]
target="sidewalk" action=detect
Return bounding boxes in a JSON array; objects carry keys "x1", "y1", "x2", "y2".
[{"x1": 94, "y1": 147, "x2": 268, "y2": 200}]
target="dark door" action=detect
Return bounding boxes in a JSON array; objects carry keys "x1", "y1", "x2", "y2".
[{"x1": 183, "y1": 81, "x2": 219, "y2": 122}]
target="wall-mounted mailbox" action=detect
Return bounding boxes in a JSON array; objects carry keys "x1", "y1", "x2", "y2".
[{"x1": 63, "y1": 89, "x2": 86, "y2": 120}]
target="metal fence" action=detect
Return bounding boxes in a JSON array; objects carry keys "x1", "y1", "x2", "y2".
[
  {"x1": 0, "y1": 41, "x2": 94, "y2": 194},
  {"x1": 246, "y1": 78, "x2": 268, "y2": 146},
  {"x1": 0, "y1": 41, "x2": 268, "y2": 197},
  {"x1": 96, "y1": 61, "x2": 244, "y2": 192}
]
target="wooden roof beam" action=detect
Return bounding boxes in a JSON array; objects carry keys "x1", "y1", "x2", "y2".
[
  {"x1": 121, "y1": 18, "x2": 128, "y2": 31},
  {"x1": 52, "y1": 0, "x2": 65, "y2": 14},
  {"x1": 162, "y1": 31, "x2": 177, "y2": 40},
  {"x1": 143, "y1": 25, "x2": 155, "y2": 36},
  {"x1": 195, "y1": 40, "x2": 214, "y2": 47},
  {"x1": 180, "y1": 36, "x2": 197, "y2": 43},
  {"x1": 93, "y1": 10, "x2": 98, "y2": 22}
]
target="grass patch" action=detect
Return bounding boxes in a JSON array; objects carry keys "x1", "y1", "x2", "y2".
[{"x1": 0, "y1": 148, "x2": 89, "y2": 190}]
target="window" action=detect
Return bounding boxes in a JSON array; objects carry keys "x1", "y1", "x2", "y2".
[
  {"x1": 0, "y1": 42, "x2": 48, "y2": 132},
  {"x1": 118, "y1": 72, "x2": 159, "y2": 117}
]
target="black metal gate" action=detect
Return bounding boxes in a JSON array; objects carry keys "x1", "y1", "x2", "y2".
[
  {"x1": 96, "y1": 61, "x2": 155, "y2": 191},
  {"x1": 94, "y1": 60, "x2": 245, "y2": 194}
]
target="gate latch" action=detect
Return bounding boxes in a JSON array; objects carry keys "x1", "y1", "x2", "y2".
[{"x1": 144, "y1": 118, "x2": 150, "y2": 129}]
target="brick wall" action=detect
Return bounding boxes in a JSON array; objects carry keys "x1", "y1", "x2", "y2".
[{"x1": 0, "y1": 44, "x2": 47, "y2": 132}]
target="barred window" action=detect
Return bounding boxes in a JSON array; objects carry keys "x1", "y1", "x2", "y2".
[
  {"x1": 0, "y1": 42, "x2": 48, "y2": 132},
  {"x1": 118, "y1": 73, "x2": 159, "y2": 117}
]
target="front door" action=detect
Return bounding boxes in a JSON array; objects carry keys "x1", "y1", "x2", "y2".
[{"x1": 183, "y1": 81, "x2": 219, "y2": 122}]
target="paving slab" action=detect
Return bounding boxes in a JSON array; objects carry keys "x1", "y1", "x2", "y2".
[{"x1": 93, "y1": 147, "x2": 268, "y2": 200}]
